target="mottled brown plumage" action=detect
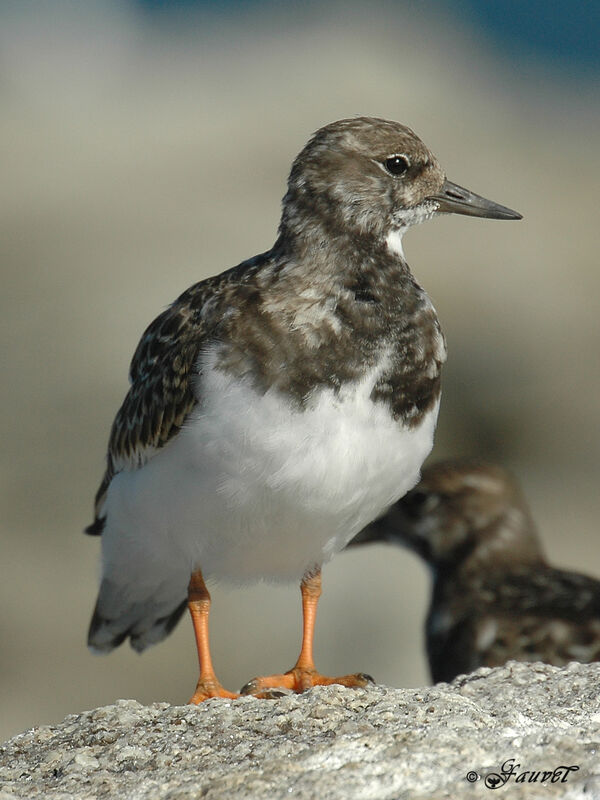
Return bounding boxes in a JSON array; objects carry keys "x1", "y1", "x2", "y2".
[{"x1": 351, "y1": 460, "x2": 600, "y2": 682}]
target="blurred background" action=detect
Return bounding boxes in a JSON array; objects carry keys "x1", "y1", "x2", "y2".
[{"x1": 1, "y1": 0, "x2": 599, "y2": 742}]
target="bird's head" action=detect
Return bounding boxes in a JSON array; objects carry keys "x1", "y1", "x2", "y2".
[{"x1": 280, "y1": 117, "x2": 521, "y2": 247}]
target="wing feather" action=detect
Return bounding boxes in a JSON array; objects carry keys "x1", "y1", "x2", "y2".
[
  {"x1": 85, "y1": 252, "x2": 274, "y2": 535},
  {"x1": 86, "y1": 283, "x2": 211, "y2": 534}
]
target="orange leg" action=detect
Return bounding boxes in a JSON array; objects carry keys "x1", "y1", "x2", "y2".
[
  {"x1": 241, "y1": 567, "x2": 373, "y2": 697},
  {"x1": 187, "y1": 570, "x2": 238, "y2": 703}
]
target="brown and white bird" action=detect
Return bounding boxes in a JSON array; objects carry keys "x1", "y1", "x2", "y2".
[
  {"x1": 86, "y1": 118, "x2": 520, "y2": 702},
  {"x1": 351, "y1": 460, "x2": 600, "y2": 683}
]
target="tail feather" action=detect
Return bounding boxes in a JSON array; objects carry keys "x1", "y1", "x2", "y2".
[
  {"x1": 130, "y1": 599, "x2": 188, "y2": 652},
  {"x1": 88, "y1": 579, "x2": 188, "y2": 654},
  {"x1": 84, "y1": 516, "x2": 106, "y2": 536}
]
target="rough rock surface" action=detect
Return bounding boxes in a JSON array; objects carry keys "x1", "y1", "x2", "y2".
[{"x1": 1, "y1": 662, "x2": 599, "y2": 800}]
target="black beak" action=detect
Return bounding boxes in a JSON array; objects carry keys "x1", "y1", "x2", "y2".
[
  {"x1": 347, "y1": 512, "x2": 432, "y2": 561},
  {"x1": 347, "y1": 508, "x2": 408, "y2": 549},
  {"x1": 428, "y1": 179, "x2": 522, "y2": 220}
]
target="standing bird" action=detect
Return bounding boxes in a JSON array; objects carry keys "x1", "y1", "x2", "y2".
[
  {"x1": 86, "y1": 118, "x2": 521, "y2": 702},
  {"x1": 351, "y1": 460, "x2": 600, "y2": 682}
]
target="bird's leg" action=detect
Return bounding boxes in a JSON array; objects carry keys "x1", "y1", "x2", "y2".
[
  {"x1": 241, "y1": 567, "x2": 373, "y2": 697},
  {"x1": 187, "y1": 570, "x2": 238, "y2": 703}
]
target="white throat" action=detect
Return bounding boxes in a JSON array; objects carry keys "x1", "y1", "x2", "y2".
[
  {"x1": 386, "y1": 228, "x2": 406, "y2": 260},
  {"x1": 386, "y1": 201, "x2": 439, "y2": 260}
]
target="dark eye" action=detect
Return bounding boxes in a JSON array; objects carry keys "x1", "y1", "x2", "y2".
[
  {"x1": 384, "y1": 155, "x2": 409, "y2": 176},
  {"x1": 402, "y1": 490, "x2": 438, "y2": 517}
]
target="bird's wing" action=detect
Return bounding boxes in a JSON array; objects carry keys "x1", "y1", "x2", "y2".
[
  {"x1": 475, "y1": 568, "x2": 600, "y2": 667},
  {"x1": 492, "y1": 568, "x2": 600, "y2": 619},
  {"x1": 86, "y1": 276, "x2": 221, "y2": 535},
  {"x1": 86, "y1": 252, "x2": 276, "y2": 535},
  {"x1": 427, "y1": 568, "x2": 600, "y2": 680}
]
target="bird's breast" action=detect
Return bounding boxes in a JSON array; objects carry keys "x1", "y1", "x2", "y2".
[
  {"x1": 215, "y1": 267, "x2": 445, "y2": 428},
  {"x1": 171, "y1": 345, "x2": 441, "y2": 580}
]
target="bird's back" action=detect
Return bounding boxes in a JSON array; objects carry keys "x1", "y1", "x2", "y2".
[{"x1": 427, "y1": 565, "x2": 600, "y2": 682}]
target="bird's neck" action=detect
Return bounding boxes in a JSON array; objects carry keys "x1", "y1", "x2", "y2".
[{"x1": 273, "y1": 212, "x2": 416, "y2": 294}]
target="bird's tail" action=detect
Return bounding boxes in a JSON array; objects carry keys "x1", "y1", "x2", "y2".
[{"x1": 87, "y1": 578, "x2": 188, "y2": 654}]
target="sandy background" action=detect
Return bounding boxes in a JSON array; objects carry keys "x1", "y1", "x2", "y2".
[{"x1": 1, "y1": 1, "x2": 599, "y2": 742}]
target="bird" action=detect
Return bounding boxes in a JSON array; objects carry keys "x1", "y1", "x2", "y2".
[
  {"x1": 85, "y1": 117, "x2": 521, "y2": 702},
  {"x1": 350, "y1": 460, "x2": 600, "y2": 683}
]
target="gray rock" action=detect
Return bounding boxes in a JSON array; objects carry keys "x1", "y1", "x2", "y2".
[{"x1": 1, "y1": 661, "x2": 598, "y2": 799}]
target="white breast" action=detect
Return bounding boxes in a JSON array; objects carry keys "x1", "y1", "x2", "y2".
[{"x1": 103, "y1": 346, "x2": 440, "y2": 586}]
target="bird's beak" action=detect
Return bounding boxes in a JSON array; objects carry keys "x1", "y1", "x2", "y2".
[
  {"x1": 427, "y1": 179, "x2": 522, "y2": 220},
  {"x1": 347, "y1": 509, "x2": 411, "y2": 549}
]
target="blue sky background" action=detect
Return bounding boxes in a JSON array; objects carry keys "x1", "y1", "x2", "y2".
[{"x1": 132, "y1": 0, "x2": 600, "y2": 74}]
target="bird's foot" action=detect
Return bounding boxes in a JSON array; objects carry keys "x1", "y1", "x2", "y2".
[
  {"x1": 240, "y1": 667, "x2": 374, "y2": 698},
  {"x1": 188, "y1": 677, "x2": 239, "y2": 704}
]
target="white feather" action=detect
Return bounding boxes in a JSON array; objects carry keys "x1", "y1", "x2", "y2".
[{"x1": 385, "y1": 229, "x2": 406, "y2": 260}]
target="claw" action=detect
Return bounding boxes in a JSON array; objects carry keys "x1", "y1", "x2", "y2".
[
  {"x1": 189, "y1": 678, "x2": 239, "y2": 704},
  {"x1": 241, "y1": 667, "x2": 374, "y2": 696}
]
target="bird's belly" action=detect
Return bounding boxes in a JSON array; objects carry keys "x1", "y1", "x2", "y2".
[{"x1": 106, "y1": 362, "x2": 439, "y2": 583}]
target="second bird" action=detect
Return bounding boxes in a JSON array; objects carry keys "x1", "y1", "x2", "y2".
[{"x1": 352, "y1": 460, "x2": 600, "y2": 682}]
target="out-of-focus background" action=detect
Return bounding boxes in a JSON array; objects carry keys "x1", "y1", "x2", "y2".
[{"x1": 1, "y1": 0, "x2": 599, "y2": 743}]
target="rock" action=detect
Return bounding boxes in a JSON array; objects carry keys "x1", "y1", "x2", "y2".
[{"x1": 1, "y1": 662, "x2": 599, "y2": 799}]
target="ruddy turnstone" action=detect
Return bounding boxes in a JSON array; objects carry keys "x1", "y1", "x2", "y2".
[
  {"x1": 86, "y1": 117, "x2": 521, "y2": 701},
  {"x1": 351, "y1": 460, "x2": 600, "y2": 682}
]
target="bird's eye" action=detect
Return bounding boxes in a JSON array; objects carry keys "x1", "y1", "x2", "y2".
[
  {"x1": 384, "y1": 155, "x2": 409, "y2": 176},
  {"x1": 402, "y1": 490, "x2": 438, "y2": 517}
]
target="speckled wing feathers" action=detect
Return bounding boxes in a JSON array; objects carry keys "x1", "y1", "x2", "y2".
[
  {"x1": 473, "y1": 568, "x2": 600, "y2": 668},
  {"x1": 86, "y1": 275, "x2": 223, "y2": 535},
  {"x1": 86, "y1": 253, "x2": 276, "y2": 535},
  {"x1": 428, "y1": 567, "x2": 600, "y2": 681},
  {"x1": 492, "y1": 569, "x2": 600, "y2": 619}
]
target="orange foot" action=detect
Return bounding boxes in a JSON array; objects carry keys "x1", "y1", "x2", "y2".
[
  {"x1": 240, "y1": 667, "x2": 374, "y2": 698},
  {"x1": 189, "y1": 678, "x2": 239, "y2": 704}
]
